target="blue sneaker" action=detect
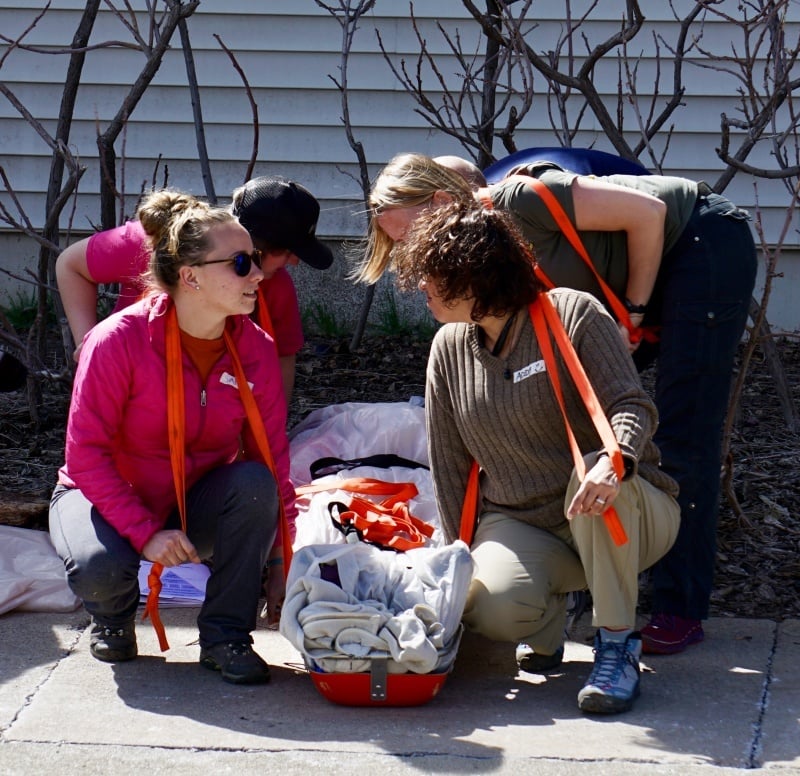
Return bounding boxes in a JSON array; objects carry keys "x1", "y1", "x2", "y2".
[{"x1": 577, "y1": 630, "x2": 642, "y2": 714}]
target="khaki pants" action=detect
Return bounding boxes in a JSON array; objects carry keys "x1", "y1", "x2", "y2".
[{"x1": 462, "y1": 464, "x2": 680, "y2": 655}]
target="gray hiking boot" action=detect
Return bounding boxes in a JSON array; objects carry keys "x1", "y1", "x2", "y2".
[{"x1": 577, "y1": 630, "x2": 642, "y2": 714}]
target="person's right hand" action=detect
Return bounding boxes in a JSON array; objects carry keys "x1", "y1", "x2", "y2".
[
  {"x1": 619, "y1": 312, "x2": 645, "y2": 354},
  {"x1": 142, "y1": 530, "x2": 200, "y2": 567}
]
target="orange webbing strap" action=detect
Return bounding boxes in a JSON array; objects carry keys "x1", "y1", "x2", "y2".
[
  {"x1": 255, "y1": 286, "x2": 276, "y2": 339},
  {"x1": 142, "y1": 304, "x2": 187, "y2": 652},
  {"x1": 297, "y1": 478, "x2": 432, "y2": 550},
  {"x1": 145, "y1": 305, "x2": 292, "y2": 652},
  {"x1": 478, "y1": 188, "x2": 556, "y2": 292},
  {"x1": 517, "y1": 175, "x2": 659, "y2": 345},
  {"x1": 223, "y1": 325, "x2": 293, "y2": 574},
  {"x1": 296, "y1": 477, "x2": 419, "y2": 507},
  {"x1": 332, "y1": 496, "x2": 435, "y2": 551},
  {"x1": 530, "y1": 294, "x2": 628, "y2": 546},
  {"x1": 458, "y1": 460, "x2": 480, "y2": 545}
]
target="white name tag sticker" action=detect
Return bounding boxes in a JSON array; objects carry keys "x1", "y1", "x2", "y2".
[
  {"x1": 513, "y1": 359, "x2": 546, "y2": 383},
  {"x1": 220, "y1": 371, "x2": 254, "y2": 390},
  {"x1": 220, "y1": 372, "x2": 238, "y2": 389}
]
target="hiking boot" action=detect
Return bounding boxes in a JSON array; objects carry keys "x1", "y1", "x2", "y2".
[
  {"x1": 90, "y1": 620, "x2": 137, "y2": 663},
  {"x1": 577, "y1": 630, "x2": 642, "y2": 714},
  {"x1": 200, "y1": 641, "x2": 271, "y2": 684},
  {"x1": 515, "y1": 590, "x2": 587, "y2": 673},
  {"x1": 516, "y1": 643, "x2": 564, "y2": 673},
  {"x1": 641, "y1": 613, "x2": 704, "y2": 654}
]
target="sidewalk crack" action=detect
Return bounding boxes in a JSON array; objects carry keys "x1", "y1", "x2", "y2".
[
  {"x1": 2, "y1": 621, "x2": 86, "y2": 737},
  {"x1": 746, "y1": 620, "x2": 778, "y2": 769}
]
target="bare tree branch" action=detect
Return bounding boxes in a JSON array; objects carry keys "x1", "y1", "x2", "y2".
[
  {"x1": 179, "y1": 17, "x2": 216, "y2": 203},
  {"x1": 314, "y1": 0, "x2": 378, "y2": 348},
  {"x1": 215, "y1": 34, "x2": 260, "y2": 184},
  {"x1": 97, "y1": 0, "x2": 200, "y2": 229}
]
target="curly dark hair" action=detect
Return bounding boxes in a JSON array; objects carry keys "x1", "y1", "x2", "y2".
[{"x1": 392, "y1": 200, "x2": 544, "y2": 321}]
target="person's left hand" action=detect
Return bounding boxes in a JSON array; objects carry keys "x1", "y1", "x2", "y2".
[
  {"x1": 263, "y1": 563, "x2": 286, "y2": 629},
  {"x1": 567, "y1": 455, "x2": 621, "y2": 518}
]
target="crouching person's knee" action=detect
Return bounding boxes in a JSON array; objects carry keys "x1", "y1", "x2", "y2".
[
  {"x1": 462, "y1": 579, "x2": 547, "y2": 643},
  {"x1": 67, "y1": 547, "x2": 138, "y2": 603}
]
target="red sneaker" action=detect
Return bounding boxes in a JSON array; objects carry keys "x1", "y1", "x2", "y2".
[{"x1": 641, "y1": 614, "x2": 704, "y2": 654}]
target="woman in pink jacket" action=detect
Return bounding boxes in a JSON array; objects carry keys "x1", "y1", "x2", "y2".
[{"x1": 49, "y1": 189, "x2": 297, "y2": 685}]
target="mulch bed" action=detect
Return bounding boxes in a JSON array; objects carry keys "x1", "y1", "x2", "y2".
[{"x1": 2, "y1": 332, "x2": 798, "y2": 621}]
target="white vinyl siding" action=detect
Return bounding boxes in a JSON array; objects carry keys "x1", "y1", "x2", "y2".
[{"x1": 1, "y1": 0, "x2": 798, "y2": 329}]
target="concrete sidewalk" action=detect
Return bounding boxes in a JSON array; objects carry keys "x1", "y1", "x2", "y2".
[{"x1": 1, "y1": 608, "x2": 798, "y2": 775}]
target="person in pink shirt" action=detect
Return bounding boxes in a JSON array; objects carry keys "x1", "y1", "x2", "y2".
[
  {"x1": 56, "y1": 176, "x2": 333, "y2": 401},
  {"x1": 49, "y1": 189, "x2": 297, "y2": 684}
]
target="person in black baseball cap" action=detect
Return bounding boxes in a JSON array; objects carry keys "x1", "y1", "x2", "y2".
[{"x1": 232, "y1": 176, "x2": 334, "y2": 276}]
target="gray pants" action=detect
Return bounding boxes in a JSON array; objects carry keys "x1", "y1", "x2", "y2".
[
  {"x1": 49, "y1": 461, "x2": 278, "y2": 648},
  {"x1": 463, "y1": 465, "x2": 680, "y2": 655}
]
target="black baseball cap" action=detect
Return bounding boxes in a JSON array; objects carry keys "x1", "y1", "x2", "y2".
[{"x1": 232, "y1": 176, "x2": 334, "y2": 270}]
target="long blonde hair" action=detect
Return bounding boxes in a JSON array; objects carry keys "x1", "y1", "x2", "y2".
[{"x1": 355, "y1": 153, "x2": 474, "y2": 284}]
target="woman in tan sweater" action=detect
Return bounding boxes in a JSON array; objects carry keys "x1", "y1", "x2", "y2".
[{"x1": 391, "y1": 200, "x2": 680, "y2": 715}]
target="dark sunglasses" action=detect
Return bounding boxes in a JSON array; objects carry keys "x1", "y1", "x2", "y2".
[{"x1": 200, "y1": 250, "x2": 262, "y2": 277}]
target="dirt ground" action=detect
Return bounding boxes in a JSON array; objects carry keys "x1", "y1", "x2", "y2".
[{"x1": 1, "y1": 331, "x2": 798, "y2": 621}]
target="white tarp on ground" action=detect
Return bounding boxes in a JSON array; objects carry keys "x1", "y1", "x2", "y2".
[
  {"x1": 0, "y1": 525, "x2": 80, "y2": 614},
  {"x1": 289, "y1": 400, "x2": 441, "y2": 549}
]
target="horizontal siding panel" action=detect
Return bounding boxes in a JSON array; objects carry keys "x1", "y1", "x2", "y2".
[{"x1": 1, "y1": 1, "x2": 797, "y2": 251}]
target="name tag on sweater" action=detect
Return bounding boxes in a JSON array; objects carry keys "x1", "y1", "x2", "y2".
[
  {"x1": 513, "y1": 359, "x2": 546, "y2": 383},
  {"x1": 220, "y1": 371, "x2": 254, "y2": 390}
]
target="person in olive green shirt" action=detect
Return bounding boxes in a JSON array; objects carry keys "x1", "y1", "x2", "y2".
[{"x1": 357, "y1": 151, "x2": 757, "y2": 657}]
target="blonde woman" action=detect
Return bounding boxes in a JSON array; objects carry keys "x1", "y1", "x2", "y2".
[
  {"x1": 359, "y1": 151, "x2": 757, "y2": 658},
  {"x1": 50, "y1": 190, "x2": 296, "y2": 684}
]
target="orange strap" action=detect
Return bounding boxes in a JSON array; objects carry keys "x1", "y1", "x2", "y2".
[
  {"x1": 458, "y1": 294, "x2": 628, "y2": 547},
  {"x1": 142, "y1": 304, "x2": 186, "y2": 652},
  {"x1": 296, "y1": 477, "x2": 419, "y2": 506},
  {"x1": 223, "y1": 324, "x2": 293, "y2": 573},
  {"x1": 332, "y1": 496, "x2": 434, "y2": 551},
  {"x1": 530, "y1": 294, "x2": 628, "y2": 546},
  {"x1": 480, "y1": 178, "x2": 658, "y2": 344},
  {"x1": 517, "y1": 175, "x2": 659, "y2": 344},
  {"x1": 296, "y1": 477, "x2": 433, "y2": 551},
  {"x1": 143, "y1": 304, "x2": 292, "y2": 651},
  {"x1": 255, "y1": 286, "x2": 276, "y2": 339},
  {"x1": 458, "y1": 461, "x2": 480, "y2": 545}
]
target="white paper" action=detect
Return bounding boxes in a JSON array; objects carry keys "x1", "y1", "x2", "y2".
[{"x1": 138, "y1": 560, "x2": 210, "y2": 608}]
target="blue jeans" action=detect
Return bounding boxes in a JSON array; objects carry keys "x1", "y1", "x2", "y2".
[
  {"x1": 633, "y1": 191, "x2": 757, "y2": 620},
  {"x1": 49, "y1": 461, "x2": 278, "y2": 647}
]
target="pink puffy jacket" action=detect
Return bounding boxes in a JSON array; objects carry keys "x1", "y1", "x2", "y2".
[{"x1": 58, "y1": 293, "x2": 297, "y2": 553}]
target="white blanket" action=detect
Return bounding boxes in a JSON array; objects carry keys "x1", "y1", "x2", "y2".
[{"x1": 280, "y1": 541, "x2": 473, "y2": 674}]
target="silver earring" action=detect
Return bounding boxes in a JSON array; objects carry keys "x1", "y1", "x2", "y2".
[{"x1": 194, "y1": 283, "x2": 201, "y2": 290}]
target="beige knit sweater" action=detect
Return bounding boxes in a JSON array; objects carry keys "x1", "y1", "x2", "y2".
[{"x1": 425, "y1": 288, "x2": 679, "y2": 543}]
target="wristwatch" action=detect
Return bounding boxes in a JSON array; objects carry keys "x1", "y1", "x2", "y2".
[{"x1": 624, "y1": 298, "x2": 648, "y2": 315}]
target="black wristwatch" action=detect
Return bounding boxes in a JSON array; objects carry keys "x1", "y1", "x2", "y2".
[{"x1": 624, "y1": 298, "x2": 648, "y2": 315}]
